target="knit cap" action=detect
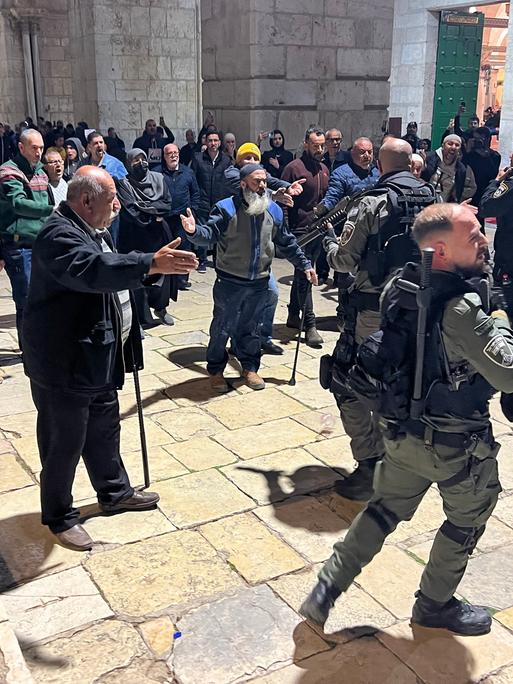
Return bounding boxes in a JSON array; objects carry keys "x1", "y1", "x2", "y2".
[{"x1": 236, "y1": 142, "x2": 261, "y2": 164}]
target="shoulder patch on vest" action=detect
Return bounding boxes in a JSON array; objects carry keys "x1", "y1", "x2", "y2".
[
  {"x1": 340, "y1": 221, "x2": 356, "y2": 246},
  {"x1": 483, "y1": 334, "x2": 513, "y2": 367},
  {"x1": 493, "y1": 181, "x2": 510, "y2": 198}
]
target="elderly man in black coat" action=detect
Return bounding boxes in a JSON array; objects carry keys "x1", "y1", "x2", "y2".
[{"x1": 22, "y1": 166, "x2": 197, "y2": 551}]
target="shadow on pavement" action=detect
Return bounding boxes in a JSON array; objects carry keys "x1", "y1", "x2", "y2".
[
  {"x1": 291, "y1": 621, "x2": 476, "y2": 683},
  {"x1": 0, "y1": 512, "x2": 67, "y2": 593},
  {"x1": 236, "y1": 465, "x2": 358, "y2": 532}
]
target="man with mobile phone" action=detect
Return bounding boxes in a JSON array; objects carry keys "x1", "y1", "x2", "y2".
[{"x1": 133, "y1": 118, "x2": 175, "y2": 169}]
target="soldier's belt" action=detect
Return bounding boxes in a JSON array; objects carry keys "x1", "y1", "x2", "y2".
[{"x1": 401, "y1": 420, "x2": 491, "y2": 450}]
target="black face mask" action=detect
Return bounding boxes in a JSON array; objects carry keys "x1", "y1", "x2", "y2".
[{"x1": 131, "y1": 160, "x2": 148, "y2": 180}]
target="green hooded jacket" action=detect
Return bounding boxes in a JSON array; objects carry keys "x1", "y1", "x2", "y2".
[{"x1": 0, "y1": 154, "x2": 53, "y2": 243}]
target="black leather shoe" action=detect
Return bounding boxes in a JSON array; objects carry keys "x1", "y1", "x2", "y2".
[
  {"x1": 100, "y1": 490, "x2": 160, "y2": 513},
  {"x1": 411, "y1": 591, "x2": 492, "y2": 636},
  {"x1": 299, "y1": 579, "x2": 341, "y2": 629},
  {"x1": 286, "y1": 312, "x2": 301, "y2": 329},
  {"x1": 261, "y1": 340, "x2": 284, "y2": 355},
  {"x1": 54, "y1": 524, "x2": 94, "y2": 551},
  {"x1": 154, "y1": 309, "x2": 175, "y2": 326},
  {"x1": 334, "y1": 458, "x2": 378, "y2": 501},
  {"x1": 177, "y1": 281, "x2": 192, "y2": 291},
  {"x1": 305, "y1": 327, "x2": 323, "y2": 347}
]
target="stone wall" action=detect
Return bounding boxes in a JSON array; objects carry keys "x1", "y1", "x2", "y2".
[
  {"x1": 68, "y1": 0, "x2": 201, "y2": 147},
  {"x1": 0, "y1": 0, "x2": 200, "y2": 146},
  {"x1": 0, "y1": 0, "x2": 73, "y2": 126},
  {"x1": 202, "y1": 0, "x2": 394, "y2": 151}
]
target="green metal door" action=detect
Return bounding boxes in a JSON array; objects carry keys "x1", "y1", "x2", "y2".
[{"x1": 431, "y1": 11, "x2": 484, "y2": 146}]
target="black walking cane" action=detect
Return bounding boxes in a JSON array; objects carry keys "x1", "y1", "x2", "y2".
[
  {"x1": 129, "y1": 333, "x2": 151, "y2": 489},
  {"x1": 288, "y1": 280, "x2": 313, "y2": 386}
]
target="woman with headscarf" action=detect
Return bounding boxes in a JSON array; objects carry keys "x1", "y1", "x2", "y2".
[
  {"x1": 63, "y1": 137, "x2": 85, "y2": 181},
  {"x1": 116, "y1": 148, "x2": 177, "y2": 328},
  {"x1": 260, "y1": 129, "x2": 293, "y2": 179}
]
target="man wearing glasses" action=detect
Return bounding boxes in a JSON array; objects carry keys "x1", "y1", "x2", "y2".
[
  {"x1": 322, "y1": 128, "x2": 350, "y2": 173},
  {"x1": 43, "y1": 150, "x2": 68, "y2": 206}
]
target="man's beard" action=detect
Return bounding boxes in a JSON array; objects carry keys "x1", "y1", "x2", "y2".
[
  {"x1": 456, "y1": 261, "x2": 486, "y2": 278},
  {"x1": 243, "y1": 189, "x2": 270, "y2": 216}
]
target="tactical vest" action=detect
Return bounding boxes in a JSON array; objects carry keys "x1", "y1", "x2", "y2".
[
  {"x1": 347, "y1": 264, "x2": 495, "y2": 425},
  {"x1": 360, "y1": 171, "x2": 437, "y2": 287}
]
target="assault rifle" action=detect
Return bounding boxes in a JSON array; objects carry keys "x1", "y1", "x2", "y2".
[
  {"x1": 394, "y1": 247, "x2": 435, "y2": 420},
  {"x1": 297, "y1": 196, "x2": 353, "y2": 249}
]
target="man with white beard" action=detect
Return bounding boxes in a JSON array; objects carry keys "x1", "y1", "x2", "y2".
[{"x1": 181, "y1": 164, "x2": 317, "y2": 392}]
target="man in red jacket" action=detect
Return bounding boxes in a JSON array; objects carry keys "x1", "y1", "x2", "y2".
[{"x1": 281, "y1": 126, "x2": 329, "y2": 347}]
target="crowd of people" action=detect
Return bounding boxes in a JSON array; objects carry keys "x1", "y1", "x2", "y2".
[{"x1": 1, "y1": 105, "x2": 513, "y2": 639}]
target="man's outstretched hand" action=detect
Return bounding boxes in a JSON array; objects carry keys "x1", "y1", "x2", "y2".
[
  {"x1": 149, "y1": 237, "x2": 198, "y2": 275},
  {"x1": 180, "y1": 208, "x2": 196, "y2": 235}
]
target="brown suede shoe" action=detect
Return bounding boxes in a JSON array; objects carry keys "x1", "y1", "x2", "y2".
[
  {"x1": 100, "y1": 490, "x2": 160, "y2": 513},
  {"x1": 209, "y1": 372, "x2": 230, "y2": 394},
  {"x1": 54, "y1": 524, "x2": 94, "y2": 552},
  {"x1": 242, "y1": 370, "x2": 265, "y2": 390}
]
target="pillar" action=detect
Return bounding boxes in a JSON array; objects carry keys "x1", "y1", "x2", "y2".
[
  {"x1": 20, "y1": 20, "x2": 36, "y2": 122},
  {"x1": 29, "y1": 20, "x2": 43, "y2": 119}
]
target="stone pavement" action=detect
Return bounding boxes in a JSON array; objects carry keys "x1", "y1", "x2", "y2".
[{"x1": 0, "y1": 259, "x2": 513, "y2": 684}]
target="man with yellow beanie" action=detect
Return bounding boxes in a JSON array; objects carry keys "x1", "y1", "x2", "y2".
[{"x1": 223, "y1": 143, "x2": 305, "y2": 355}]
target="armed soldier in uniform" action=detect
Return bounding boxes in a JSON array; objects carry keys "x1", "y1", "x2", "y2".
[
  {"x1": 480, "y1": 157, "x2": 513, "y2": 311},
  {"x1": 321, "y1": 138, "x2": 437, "y2": 499},
  {"x1": 302, "y1": 202, "x2": 510, "y2": 637}
]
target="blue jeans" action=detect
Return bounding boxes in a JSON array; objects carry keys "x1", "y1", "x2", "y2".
[
  {"x1": 260, "y1": 270, "x2": 279, "y2": 343},
  {"x1": 207, "y1": 276, "x2": 268, "y2": 374},
  {"x1": 3, "y1": 244, "x2": 32, "y2": 340}
]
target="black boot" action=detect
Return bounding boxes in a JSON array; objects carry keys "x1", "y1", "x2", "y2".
[
  {"x1": 286, "y1": 309, "x2": 301, "y2": 329},
  {"x1": 334, "y1": 458, "x2": 378, "y2": 501},
  {"x1": 299, "y1": 579, "x2": 341, "y2": 629},
  {"x1": 411, "y1": 591, "x2": 492, "y2": 636},
  {"x1": 305, "y1": 327, "x2": 323, "y2": 347}
]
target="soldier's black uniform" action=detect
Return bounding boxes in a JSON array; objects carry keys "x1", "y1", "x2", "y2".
[{"x1": 480, "y1": 176, "x2": 513, "y2": 309}]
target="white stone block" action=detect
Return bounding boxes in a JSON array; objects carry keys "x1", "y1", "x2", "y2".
[
  {"x1": 337, "y1": 48, "x2": 391, "y2": 78},
  {"x1": 286, "y1": 46, "x2": 336, "y2": 80},
  {"x1": 130, "y1": 6, "x2": 151, "y2": 36},
  {"x1": 313, "y1": 17, "x2": 356, "y2": 48}
]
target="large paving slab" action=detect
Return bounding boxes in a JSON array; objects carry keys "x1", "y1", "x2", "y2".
[
  {"x1": 1, "y1": 566, "x2": 113, "y2": 646},
  {"x1": 212, "y1": 417, "x2": 319, "y2": 460},
  {"x1": 82, "y1": 507, "x2": 176, "y2": 545},
  {"x1": 200, "y1": 512, "x2": 305, "y2": 583},
  {"x1": 0, "y1": 453, "x2": 34, "y2": 493},
  {"x1": 251, "y1": 635, "x2": 417, "y2": 683},
  {"x1": 204, "y1": 389, "x2": 307, "y2": 429},
  {"x1": 356, "y1": 545, "x2": 425, "y2": 620},
  {"x1": 268, "y1": 565, "x2": 397, "y2": 640},
  {"x1": 163, "y1": 435, "x2": 237, "y2": 470},
  {"x1": 172, "y1": 585, "x2": 329, "y2": 684},
  {"x1": 24, "y1": 620, "x2": 148, "y2": 683},
  {"x1": 156, "y1": 468, "x2": 255, "y2": 527},
  {"x1": 458, "y1": 544, "x2": 513, "y2": 610},
  {"x1": 377, "y1": 620, "x2": 513, "y2": 684},
  {"x1": 253, "y1": 496, "x2": 349, "y2": 563},
  {"x1": 0, "y1": 486, "x2": 81, "y2": 592},
  {"x1": 85, "y1": 530, "x2": 243, "y2": 617},
  {"x1": 151, "y1": 405, "x2": 227, "y2": 441},
  {"x1": 221, "y1": 449, "x2": 338, "y2": 505}
]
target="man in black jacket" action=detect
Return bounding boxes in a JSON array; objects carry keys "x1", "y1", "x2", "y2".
[
  {"x1": 192, "y1": 129, "x2": 233, "y2": 272},
  {"x1": 22, "y1": 166, "x2": 198, "y2": 551}
]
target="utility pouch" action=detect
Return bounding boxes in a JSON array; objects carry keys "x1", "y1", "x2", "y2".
[
  {"x1": 466, "y1": 434, "x2": 500, "y2": 492},
  {"x1": 366, "y1": 250, "x2": 386, "y2": 286},
  {"x1": 319, "y1": 354, "x2": 334, "y2": 390}
]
